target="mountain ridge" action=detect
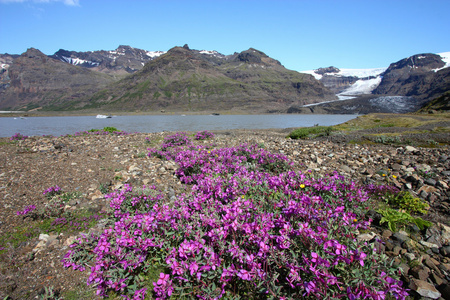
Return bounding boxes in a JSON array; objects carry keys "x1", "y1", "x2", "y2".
[
  {"x1": 73, "y1": 46, "x2": 335, "y2": 112},
  {"x1": 301, "y1": 52, "x2": 450, "y2": 98},
  {"x1": 0, "y1": 45, "x2": 336, "y2": 112},
  {"x1": 0, "y1": 46, "x2": 449, "y2": 113}
]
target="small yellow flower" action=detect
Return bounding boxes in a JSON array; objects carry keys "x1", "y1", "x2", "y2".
[
  {"x1": 392, "y1": 175, "x2": 397, "y2": 179},
  {"x1": 353, "y1": 218, "x2": 357, "y2": 222},
  {"x1": 382, "y1": 174, "x2": 386, "y2": 177},
  {"x1": 300, "y1": 184, "x2": 306, "y2": 189}
]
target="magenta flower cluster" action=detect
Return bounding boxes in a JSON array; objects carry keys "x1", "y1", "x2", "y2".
[
  {"x1": 10, "y1": 132, "x2": 28, "y2": 140},
  {"x1": 160, "y1": 132, "x2": 192, "y2": 150},
  {"x1": 43, "y1": 185, "x2": 62, "y2": 199},
  {"x1": 16, "y1": 205, "x2": 36, "y2": 216},
  {"x1": 194, "y1": 130, "x2": 215, "y2": 140},
  {"x1": 62, "y1": 133, "x2": 408, "y2": 299}
]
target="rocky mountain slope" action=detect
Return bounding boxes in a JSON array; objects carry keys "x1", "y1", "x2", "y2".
[
  {"x1": 71, "y1": 46, "x2": 335, "y2": 113},
  {"x1": 0, "y1": 48, "x2": 116, "y2": 111},
  {"x1": 0, "y1": 45, "x2": 335, "y2": 112},
  {"x1": 298, "y1": 52, "x2": 450, "y2": 114},
  {"x1": 0, "y1": 53, "x2": 19, "y2": 92},
  {"x1": 373, "y1": 53, "x2": 450, "y2": 101},
  {"x1": 302, "y1": 52, "x2": 450, "y2": 100},
  {"x1": 49, "y1": 45, "x2": 166, "y2": 75},
  {"x1": 1, "y1": 45, "x2": 449, "y2": 113}
]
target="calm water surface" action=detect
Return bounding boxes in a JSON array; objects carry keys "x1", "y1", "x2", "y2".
[{"x1": 0, "y1": 114, "x2": 358, "y2": 137}]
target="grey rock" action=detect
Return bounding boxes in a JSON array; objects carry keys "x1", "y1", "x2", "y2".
[
  {"x1": 422, "y1": 240, "x2": 442, "y2": 249},
  {"x1": 382, "y1": 229, "x2": 393, "y2": 239},
  {"x1": 409, "y1": 278, "x2": 441, "y2": 299},
  {"x1": 410, "y1": 266, "x2": 430, "y2": 281},
  {"x1": 357, "y1": 232, "x2": 376, "y2": 242},
  {"x1": 441, "y1": 246, "x2": 450, "y2": 257},
  {"x1": 393, "y1": 232, "x2": 410, "y2": 244},
  {"x1": 340, "y1": 165, "x2": 352, "y2": 173},
  {"x1": 392, "y1": 163, "x2": 402, "y2": 171},
  {"x1": 425, "y1": 178, "x2": 437, "y2": 186},
  {"x1": 430, "y1": 272, "x2": 446, "y2": 286},
  {"x1": 405, "y1": 146, "x2": 419, "y2": 153},
  {"x1": 393, "y1": 245, "x2": 402, "y2": 256},
  {"x1": 438, "y1": 155, "x2": 449, "y2": 163},
  {"x1": 404, "y1": 252, "x2": 416, "y2": 261}
]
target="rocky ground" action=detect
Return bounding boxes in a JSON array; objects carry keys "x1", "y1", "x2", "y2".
[{"x1": 0, "y1": 114, "x2": 449, "y2": 299}]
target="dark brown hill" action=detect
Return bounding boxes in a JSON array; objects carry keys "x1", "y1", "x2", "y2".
[
  {"x1": 74, "y1": 46, "x2": 335, "y2": 113},
  {"x1": 373, "y1": 53, "x2": 450, "y2": 101},
  {"x1": 0, "y1": 48, "x2": 116, "y2": 111}
]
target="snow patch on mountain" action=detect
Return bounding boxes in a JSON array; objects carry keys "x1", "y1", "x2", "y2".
[
  {"x1": 300, "y1": 68, "x2": 385, "y2": 80},
  {"x1": 61, "y1": 56, "x2": 99, "y2": 67},
  {"x1": 434, "y1": 51, "x2": 450, "y2": 72},
  {"x1": 145, "y1": 50, "x2": 166, "y2": 58},
  {"x1": 108, "y1": 50, "x2": 125, "y2": 56},
  {"x1": 199, "y1": 50, "x2": 221, "y2": 56}
]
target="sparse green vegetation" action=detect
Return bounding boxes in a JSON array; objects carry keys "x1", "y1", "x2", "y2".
[
  {"x1": 287, "y1": 126, "x2": 333, "y2": 139},
  {"x1": 378, "y1": 207, "x2": 432, "y2": 232},
  {"x1": 385, "y1": 191, "x2": 429, "y2": 214},
  {"x1": 373, "y1": 135, "x2": 401, "y2": 145}
]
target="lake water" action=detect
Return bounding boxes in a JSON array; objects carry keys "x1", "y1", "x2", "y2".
[{"x1": 0, "y1": 114, "x2": 358, "y2": 138}]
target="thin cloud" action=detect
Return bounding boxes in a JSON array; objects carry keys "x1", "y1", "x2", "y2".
[{"x1": 0, "y1": 0, "x2": 79, "y2": 6}]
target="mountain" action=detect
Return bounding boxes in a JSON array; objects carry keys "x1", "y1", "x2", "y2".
[
  {"x1": 49, "y1": 45, "x2": 166, "y2": 76},
  {"x1": 301, "y1": 52, "x2": 449, "y2": 98},
  {"x1": 372, "y1": 53, "x2": 450, "y2": 100},
  {"x1": 0, "y1": 48, "x2": 116, "y2": 111},
  {"x1": 298, "y1": 52, "x2": 450, "y2": 113},
  {"x1": 0, "y1": 46, "x2": 335, "y2": 112},
  {"x1": 1, "y1": 46, "x2": 449, "y2": 113},
  {"x1": 0, "y1": 53, "x2": 19, "y2": 91},
  {"x1": 65, "y1": 46, "x2": 335, "y2": 112}
]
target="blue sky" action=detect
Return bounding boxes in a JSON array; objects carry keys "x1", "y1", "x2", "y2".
[{"x1": 1, "y1": 0, "x2": 449, "y2": 71}]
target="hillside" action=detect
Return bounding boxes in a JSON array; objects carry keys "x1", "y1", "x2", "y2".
[
  {"x1": 0, "y1": 48, "x2": 117, "y2": 111},
  {"x1": 62, "y1": 46, "x2": 335, "y2": 113},
  {"x1": 297, "y1": 52, "x2": 450, "y2": 114},
  {"x1": 1, "y1": 46, "x2": 449, "y2": 114},
  {"x1": 0, "y1": 46, "x2": 335, "y2": 113},
  {"x1": 373, "y1": 53, "x2": 450, "y2": 100},
  {"x1": 49, "y1": 45, "x2": 166, "y2": 76}
]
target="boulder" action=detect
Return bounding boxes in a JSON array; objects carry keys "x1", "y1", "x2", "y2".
[{"x1": 409, "y1": 278, "x2": 441, "y2": 299}]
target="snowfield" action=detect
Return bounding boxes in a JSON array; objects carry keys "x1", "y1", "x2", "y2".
[
  {"x1": 435, "y1": 51, "x2": 450, "y2": 72},
  {"x1": 61, "y1": 56, "x2": 99, "y2": 67},
  {"x1": 300, "y1": 68, "x2": 386, "y2": 80}
]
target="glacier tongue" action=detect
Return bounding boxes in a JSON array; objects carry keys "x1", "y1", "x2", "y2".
[{"x1": 338, "y1": 76, "x2": 382, "y2": 96}]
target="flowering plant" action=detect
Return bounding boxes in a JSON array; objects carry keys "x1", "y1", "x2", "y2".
[
  {"x1": 10, "y1": 132, "x2": 28, "y2": 140},
  {"x1": 194, "y1": 130, "x2": 215, "y2": 140},
  {"x1": 63, "y1": 135, "x2": 408, "y2": 299},
  {"x1": 43, "y1": 185, "x2": 62, "y2": 199},
  {"x1": 16, "y1": 205, "x2": 36, "y2": 216}
]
